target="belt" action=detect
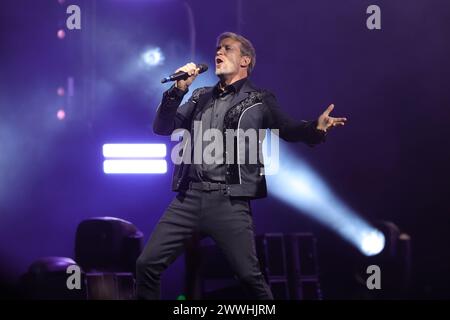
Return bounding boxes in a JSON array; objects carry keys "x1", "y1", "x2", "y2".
[{"x1": 189, "y1": 181, "x2": 227, "y2": 191}]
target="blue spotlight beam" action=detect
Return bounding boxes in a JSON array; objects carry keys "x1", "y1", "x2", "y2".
[{"x1": 265, "y1": 143, "x2": 385, "y2": 256}]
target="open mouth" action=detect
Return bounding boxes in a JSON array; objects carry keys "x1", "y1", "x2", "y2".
[{"x1": 215, "y1": 57, "x2": 224, "y2": 66}]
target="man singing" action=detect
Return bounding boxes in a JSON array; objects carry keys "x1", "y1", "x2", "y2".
[{"x1": 136, "y1": 32, "x2": 347, "y2": 300}]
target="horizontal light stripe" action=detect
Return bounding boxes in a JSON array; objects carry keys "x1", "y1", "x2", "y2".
[
  {"x1": 103, "y1": 160, "x2": 167, "y2": 174},
  {"x1": 102, "y1": 144, "x2": 166, "y2": 158}
]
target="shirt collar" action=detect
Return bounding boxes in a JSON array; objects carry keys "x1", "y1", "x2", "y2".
[{"x1": 214, "y1": 77, "x2": 248, "y2": 97}]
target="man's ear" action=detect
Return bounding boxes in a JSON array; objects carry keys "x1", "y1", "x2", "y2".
[{"x1": 240, "y1": 56, "x2": 251, "y2": 68}]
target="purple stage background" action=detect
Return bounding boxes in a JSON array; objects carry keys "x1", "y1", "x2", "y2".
[{"x1": 1, "y1": 0, "x2": 449, "y2": 299}]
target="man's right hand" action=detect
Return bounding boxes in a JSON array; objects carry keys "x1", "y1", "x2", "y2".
[{"x1": 174, "y1": 62, "x2": 200, "y2": 91}]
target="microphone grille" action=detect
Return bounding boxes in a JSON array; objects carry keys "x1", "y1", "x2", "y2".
[{"x1": 197, "y1": 63, "x2": 208, "y2": 73}]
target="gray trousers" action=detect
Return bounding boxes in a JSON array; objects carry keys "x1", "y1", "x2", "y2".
[{"x1": 136, "y1": 188, "x2": 273, "y2": 300}]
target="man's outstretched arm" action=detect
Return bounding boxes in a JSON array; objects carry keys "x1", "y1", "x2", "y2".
[{"x1": 263, "y1": 92, "x2": 347, "y2": 145}]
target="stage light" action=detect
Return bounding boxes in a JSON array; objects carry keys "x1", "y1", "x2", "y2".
[
  {"x1": 142, "y1": 47, "x2": 164, "y2": 67},
  {"x1": 57, "y1": 87, "x2": 65, "y2": 96},
  {"x1": 354, "y1": 221, "x2": 412, "y2": 298},
  {"x1": 102, "y1": 143, "x2": 167, "y2": 174},
  {"x1": 56, "y1": 109, "x2": 66, "y2": 120},
  {"x1": 102, "y1": 143, "x2": 166, "y2": 158},
  {"x1": 360, "y1": 230, "x2": 386, "y2": 256},
  {"x1": 103, "y1": 160, "x2": 167, "y2": 174},
  {"x1": 265, "y1": 143, "x2": 385, "y2": 256},
  {"x1": 57, "y1": 29, "x2": 66, "y2": 40}
]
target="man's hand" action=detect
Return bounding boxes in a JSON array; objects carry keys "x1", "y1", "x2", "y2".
[
  {"x1": 174, "y1": 62, "x2": 200, "y2": 91},
  {"x1": 316, "y1": 104, "x2": 347, "y2": 132}
]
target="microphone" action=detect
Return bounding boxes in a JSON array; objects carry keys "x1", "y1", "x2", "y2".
[{"x1": 161, "y1": 63, "x2": 208, "y2": 83}]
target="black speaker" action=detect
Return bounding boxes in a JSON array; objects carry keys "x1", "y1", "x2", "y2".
[
  {"x1": 85, "y1": 272, "x2": 135, "y2": 300},
  {"x1": 185, "y1": 233, "x2": 322, "y2": 300},
  {"x1": 285, "y1": 233, "x2": 319, "y2": 277},
  {"x1": 255, "y1": 233, "x2": 288, "y2": 277},
  {"x1": 285, "y1": 233, "x2": 322, "y2": 300},
  {"x1": 75, "y1": 217, "x2": 143, "y2": 273},
  {"x1": 268, "y1": 278, "x2": 290, "y2": 300},
  {"x1": 21, "y1": 257, "x2": 86, "y2": 300},
  {"x1": 289, "y1": 278, "x2": 322, "y2": 300}
]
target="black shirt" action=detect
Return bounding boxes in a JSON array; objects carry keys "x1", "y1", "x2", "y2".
[{"x1": 187, "y1": 77, "x2": 248, "y2": 183}]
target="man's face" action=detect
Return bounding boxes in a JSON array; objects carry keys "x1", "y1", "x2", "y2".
[{"x1": 215, "y1": 38, "x2": 245, "y2": 76}]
